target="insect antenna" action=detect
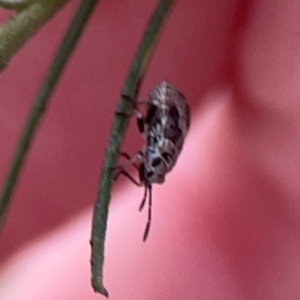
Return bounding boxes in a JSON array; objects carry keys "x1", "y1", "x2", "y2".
[
  {"x1": 139, "y1": 183, "x2": 148, "y2": 211},
  {"x1": 142, "y1": 183, "x2": 152, "y2": 242}
]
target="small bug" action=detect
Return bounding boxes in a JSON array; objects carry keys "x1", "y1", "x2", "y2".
[{"x1": 114, "y1": 81, "x2": 190, "y2": 241}]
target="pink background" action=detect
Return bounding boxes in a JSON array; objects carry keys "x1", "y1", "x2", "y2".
[{"x1": 1, "y1": 0, "x2": 300, "y2": 299}]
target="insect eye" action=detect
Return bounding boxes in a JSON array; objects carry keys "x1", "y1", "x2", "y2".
[{"x1": 152, "y1": 157, "x2": 162, "y2": 167}]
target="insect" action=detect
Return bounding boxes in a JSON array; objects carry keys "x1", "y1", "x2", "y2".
[{"x1": 114, "y1": 81, "x2": 190, "y2": 241}]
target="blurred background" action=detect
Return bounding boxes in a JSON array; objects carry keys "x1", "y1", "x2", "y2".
[{"x1": 0, "y1": 0, "x2": 234, "y2": 263}]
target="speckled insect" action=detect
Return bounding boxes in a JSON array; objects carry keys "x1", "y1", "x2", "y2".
[{"x1": 114, "y1": 81, "x2": 190, "y2": 241}]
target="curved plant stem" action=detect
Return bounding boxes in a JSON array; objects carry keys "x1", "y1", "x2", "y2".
[
  {"x1": 0, "y1": 0, "x2": 70, "y2": 70},
  {"x1": 0, "y1": 0, "x2": 37, "y2": 9},
  {"x1": 0, "y1": 0, "x2": 100, "y2": 227},
  {"x1": 90, "y1": 0, "x2": 176, "y2": 297}
]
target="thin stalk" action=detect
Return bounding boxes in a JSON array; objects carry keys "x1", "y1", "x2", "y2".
[
  {"x1": 0, "y1": 0, "x2": 37, "y2": 10},
  {"x1": 90, "y1": 0, "x2": 176, "y2": 297},
  {"x1": 0, "y1": 0, "x2": 70, "y2": 70},
  {"x1": 0, "y1": 0, "x2": 100, "y2": 227}
]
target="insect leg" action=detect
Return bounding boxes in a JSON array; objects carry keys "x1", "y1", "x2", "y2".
[
  {"x1": 119, "y1": 152, "x2": 131, "y2": 160},
  {"x1": 114, "y1": 150, "x2": 144, "y2": 171},
  {"x1": 112, "y1": 151, "x2": 144, "y2": 184},
  {"x1": 116, "y1": 108, "x2": 145, "y2": 135},
  {"x1": 114, "y1": 169, "x2": 141, "y2": 186},
  {"x1": 120, "y1": 94, "x2": 149, "y2": 135},
  {"x1": 142, "y1": 183, "x2": 152, "y2": 242},
  {"x1": 119, "y1": 152, "x2": 139, "y2": 170},
  {"x1": 121, "y1": 94, "x2": 149, "y2": 106},
  {"x1": 135, "y1": 110, "x2": 145, "y2": 135}
]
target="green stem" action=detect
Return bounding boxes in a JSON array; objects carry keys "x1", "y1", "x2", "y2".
[
  {"x1": 90, "y1": 0, "x2": 176, "y2": 297},
  {"x1": 0, "y1": 0, "x2": 100, "y2": 228},
  {"x1": 0, "y1": 0, "x2": 70, "y2": 70},
  {"x1": 0, "y1": 0, "x2": 37, "y2": 10}
]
